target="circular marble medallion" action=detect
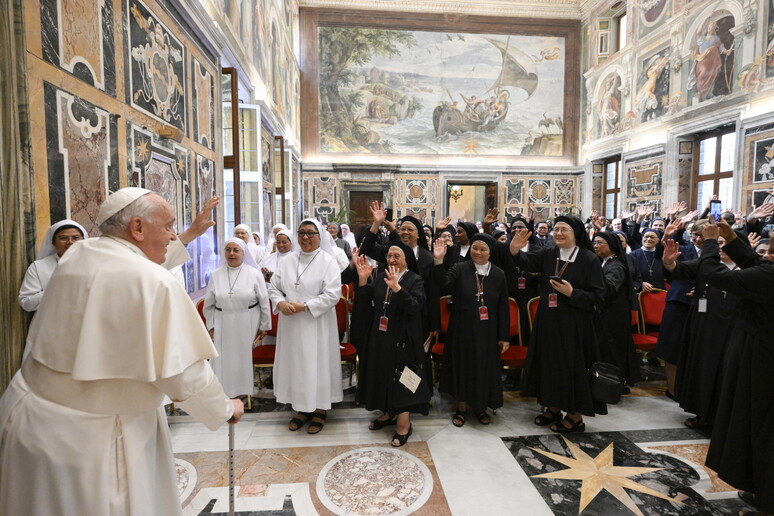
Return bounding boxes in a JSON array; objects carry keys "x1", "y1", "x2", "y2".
[
  {"x1": 175, "y1": 458, "x2": 197, "y2": 504},
  {"x1": 316, "y1": 447, "x2": 433, "y2": 516}
]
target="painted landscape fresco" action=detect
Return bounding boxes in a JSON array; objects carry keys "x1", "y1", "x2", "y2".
[{"x1": 317, "y1": 28, "x2": 566, "y2": 157}]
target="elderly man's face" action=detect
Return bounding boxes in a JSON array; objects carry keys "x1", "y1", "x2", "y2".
[{"x1": 136, "y1": 196, "x2": 178, "y2": 264}]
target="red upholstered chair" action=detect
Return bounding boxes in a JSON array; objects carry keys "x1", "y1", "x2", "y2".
[
  {"x1": 631, "y1": 309, "x2": 658, "y2": 351},
  {"x1": 431, "y1": 296, "x2": 452, "y2": 384},
  {"x1": 335, "y1": 296, "x2": 358, "y2": 385},
  {"x1": 341, "y1": 283, "x2": 354, "y2": 313},
  {"x1": 526, "y1": 296, "x2": 540, "y2": 331},
  {"x1": 196, "y1": 298, "x2": 206, "y2": 326},
  {"x1": 638, "y1": 288, "x2": 667, "y2": 337},
  {"x1": 252, "y1": 302, "x2": 280, "y2": 388},
  {"x1": 501, "y1": 298, "x2": 528, "y2": 375}
]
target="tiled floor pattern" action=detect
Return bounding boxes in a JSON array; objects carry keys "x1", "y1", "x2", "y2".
[{"x1": 171, "y1": 370, "x2": 756, "y2": 516}]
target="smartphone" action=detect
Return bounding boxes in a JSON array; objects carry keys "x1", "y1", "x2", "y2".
[
  {"x1": 710, "y1": 199, "x2": 722, "y2": 222},
  {"x1": 385, "y1": 208, "x2": 394, "y2": 221},
  {"x1": 549, "y1": 275, "x2": 564, "y2": 283}
]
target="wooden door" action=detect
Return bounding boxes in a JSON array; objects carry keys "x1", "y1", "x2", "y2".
[{"x1": 349, "y1": 191, "x2": 383, "y2": 228}]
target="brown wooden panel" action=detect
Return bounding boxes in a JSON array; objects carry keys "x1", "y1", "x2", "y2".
[{"x1": 350, "y1": 191, "x2": 383, "y2": 227}]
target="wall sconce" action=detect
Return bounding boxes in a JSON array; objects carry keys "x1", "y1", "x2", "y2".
[{"x1": 449, "y1": 184, "x2": 464, "y2": 202}]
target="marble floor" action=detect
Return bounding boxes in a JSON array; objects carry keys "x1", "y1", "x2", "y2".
[{"x1": 170, "y1": 374, "x2": 755, "y2": 516}]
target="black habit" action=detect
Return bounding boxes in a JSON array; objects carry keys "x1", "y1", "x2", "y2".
[
  {"x1": 433, "y1": 260, "x2": 509, "y2": 414},
  {"x1": 702, "y1": 238, "x2": 774, "y2": 512},
  {"x1": 514, "y1": 245, "x2": 607, "y2": 416}
]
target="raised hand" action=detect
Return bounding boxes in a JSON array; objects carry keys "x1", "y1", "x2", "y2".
[
  {"x1": 509, "y1": 228, "x2": 532, "y2": 255},
  {"x1": 384, "y1": 265, "x2": 402, "y2": 292},
  {"x1": 705, "y1": 194, "x2": 719, "y2": 211},
  {"x1": 716, "y1": 220, "x2": 736, "y2": 242},
  {"x1": 663, "y1": 218, "x2": 683, "y2": 240},
  {"x1": 592, "y1": 214, "x2": 604, "y2": 230},
  {"x1": 370, "y1": 201, "x2": 387, "y2": 225},
  {"x1": 681, "y1": 210, "x2": 699, "y2": 224},
  {"x1": 662, "y1": 239, "x2": 682, "y2": 264},
  {"x1": 355, "y1": 254, "x2": 374, "y2": 285},
  {"x1": 702, "y1": 216, "x2": 719, "y2": 240},
  {"x1": 748, "y1": 232, "x2": 761, "y2": 248},
  {"x1": 180, "y1": 195, "x2": 219, "y2": 245},
  {"x1": 483, "y1": 208, "x2": 499, "y2": 225},
  {"x1": 747, "y1": 202, "x2": 774, "y2": 221},
  {"x1": 436, "y1": 216, "x2": 452, "y2": 231},
  {"x1": 620, "y1": 209, "x2": 633, "y2": 220},
  {"x1": 433, "y1": 241, "x2": 448, "y2": 261}
]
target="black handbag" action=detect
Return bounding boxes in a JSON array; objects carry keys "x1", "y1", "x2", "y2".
[{"x1": 589, "y1": 362, "x2": 624, "y2": 404}]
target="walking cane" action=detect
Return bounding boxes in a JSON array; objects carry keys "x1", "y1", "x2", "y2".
[{"x1": 228, "y1": 422, "x2": 235, "y2": 516}]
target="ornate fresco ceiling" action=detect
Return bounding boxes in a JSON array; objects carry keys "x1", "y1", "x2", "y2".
[{"x1": 299, "y1": 0, "x2": 584, "y2": 19}]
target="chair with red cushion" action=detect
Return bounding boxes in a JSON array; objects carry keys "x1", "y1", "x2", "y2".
[
  {"x1": 196, "y1": 298, "x2": 206, "y2": 326},
  {"x1": 631, "y1": 309, "x2": 658, "y2": 352},
  {"x1": 431, "y1": 296, "x2": 452, "y2": 384},
  {"x1": 252, "y1": 302, "x2": 280, "y2": 387},
  {"x1": 501, "y1": 298, "x2": 528, "y2": 375},
  {"x1": 335, "y1": 296, "x2": 358, "y2": 385},
  {"x1": 526, "y1": 296, "x2": 540, "y2": 331},
  {"x1": 638, "y1": 288, "x2": 667, "y2": 337}
]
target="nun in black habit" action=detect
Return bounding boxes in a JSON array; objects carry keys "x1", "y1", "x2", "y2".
[
  {"x1": 432, "y1": 233, "x2": 510, "y2": 426},
  {"x1": 354, "y1": 241, "x2": 430, "y2": 447},
  {"x1": 699, "y1": 222, "x2": 774, "y2": 514},
  {"x1": 593, "y1": 231, "x2": 641, "y2": 388},
  {"x1": 509, "y1": 216, "x2": 606, "y2": 433}
]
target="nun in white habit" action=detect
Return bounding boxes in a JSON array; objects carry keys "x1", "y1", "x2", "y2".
[
  {"x1": 204, "y1": 237, "x2": 272, "y2": 398},
  {"x1": 234, "y1": 223, "x2": 265, "y2": 266},
  {"x1": 268, "y1": 218, "x2": 342, "y2": 433},
  {"x1": 260, "y1": 228, "x2": 295, "y2": 281},
  {"x1": 18, "y1": 219, "x2": 88, "y2": 312}
]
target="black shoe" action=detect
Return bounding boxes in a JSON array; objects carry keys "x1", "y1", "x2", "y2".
[
  {"x1": 551, "y1": 416, "x2": 585, "y2": 434},
  {"x1": 369, "y1": 415, "x2": 396, "y2": 431},
  {"x1": 534, "y1": 408, "x2": 563, "y2": 426},
  {"x1": 622, "y1": 386, "x2": 631, "y2": 395},
  {"x1": 391, "y1": 424, "x2": 412, "y2": 447},
  {"x1": 738, "y1": 490, "x2": 757, "y2": 508}
]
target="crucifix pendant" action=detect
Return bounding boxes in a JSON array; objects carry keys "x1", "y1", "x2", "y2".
[
  {"x1": 228, "y1": 291, "x2": 233, "y2": 295},
  {"x1": 383, "y1": 301, "x2": 390, "y2": 310},
  {"x1": 294, "y1": 281, "x2": 300, "y2": 288},
  {"x1": 476, "y1": 291, "x2": 483, "y2": 303}
]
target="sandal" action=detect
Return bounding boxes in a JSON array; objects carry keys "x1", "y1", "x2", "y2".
[
  {"x1": 477, "y1": 411, "x2": 492, "y2": 425},
  {"x1": 288, "y1": 412, "x2": 311, "y2": 431},
  {"x1": 369, "y1": 415, "x2": 396, "y2": 431},
  {"x1": 534, "y1": 408, "x2": 562, "y2": 426},
  {"x1": 391, "y1": 424, "x2": 412, "y2": 447},
  {"x1": 738, "y1": 491, "x2": 757, "y2": 507},
  {"x1": 307, "y1": 410, "x2": 327, "y2": 434},
  {"x1": 452, "y1": 410, "x2": 467, "y2": 427},
  {"x1": 551, "y1": 416, "x2": 585, "y2": 434}
]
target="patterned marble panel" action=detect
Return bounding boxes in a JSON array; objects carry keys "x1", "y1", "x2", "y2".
[
  {"x1": 528, "y1": 180, "x2": 552, "y2": 204},
  {"x1": 404, "y1": 207, "x2": 428, "y2": 223},
  {"x1": 40, "y1": 0, "x2": 116, "y2": 94},
  {"x1": 405, "y1": 179, "x2": 427, "y2": 204},
  {"x1": 196, "y1": 154, "x2": 218, "y2": 291},
  {"x1": 314, "y1": 205, "x2": 335, "y2": 223},
  {"x1": 626, "y1": 158, "x2": 663, "y2": 198},
  {"x1": 506, "y1": 431, "x2": 749, "y2": 516},
  {"x1": 678, "y1": 158, "x2": 692, "y2": 204},
  {"x1": 263, "y1": 189, "x2": 273, "y2": 240},
  {"x1": 176, "y1": 443, "x2": 449, "y2": 515},
  {"x1": 192, "y1": 58, "x2": 215, "y2": 150},
  {"x1": 262, "y1": 128, "x2": 274, "y2": 185},
  {"x1": 504, "y1": 178, "x2": 524, "y2": 205},
  {"x1": 44, "y1": 82, "x2": 118, "y2": 236},
  {"x1": 554, "y1": 178, "x2": 574, "y2": 205},
  {"x1": 312, "y1": 176, "x2": 336, "y2": 204},
  {"x1": 128, "y1": 0, "x2": 186, "y2": 131}
]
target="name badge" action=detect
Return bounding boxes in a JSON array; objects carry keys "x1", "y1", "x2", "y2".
[
  {"x1": 548, "y1": 293, "x2": 558, "y2": 308},
  {"x1": 698, "y1": 298, "x2": 707, "y2": 313},
  {"x1": 479, "y1": 306, "x2": 489, "y2": 320},
  {"x1": 379, "y1": 316, "x2": 389, "y2": 331},
  {"x1": 518, "y1": 277, "x2": 526, "y2": 290}
]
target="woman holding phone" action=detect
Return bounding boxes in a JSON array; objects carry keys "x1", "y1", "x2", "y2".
[{"x1": 509, "y1": 216, "x2": 606, "y2": 433}]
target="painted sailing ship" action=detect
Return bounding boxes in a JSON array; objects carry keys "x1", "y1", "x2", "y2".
[{"x1": 432, "y1": 38, "x2": 538, "y2": 137}]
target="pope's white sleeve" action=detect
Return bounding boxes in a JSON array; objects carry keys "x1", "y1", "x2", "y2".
[
  {"x1": 162, "y1": 239, "x2": 192, "y2": 270},
  {"x1": 153, "y1": 360, "x2": 233, "y2": 431}
]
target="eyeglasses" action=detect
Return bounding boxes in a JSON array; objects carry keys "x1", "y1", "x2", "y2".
[
  {"x1": 297, "y1": 231, "x2": 319, "y2": 238},
  {"x1": 55, "y1": 235, "x2": 83, "y2": 243}
]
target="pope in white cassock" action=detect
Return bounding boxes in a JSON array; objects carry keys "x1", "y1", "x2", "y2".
[
  {"x1": 268, "y1": 218, "x2": 342, "y2": 434},
  {"x1": 204, "y1": 237, "x2": 272, "y2": 398},
  {"x1": 0, "y1": 188, "x2": 244, "y2": 516}
]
